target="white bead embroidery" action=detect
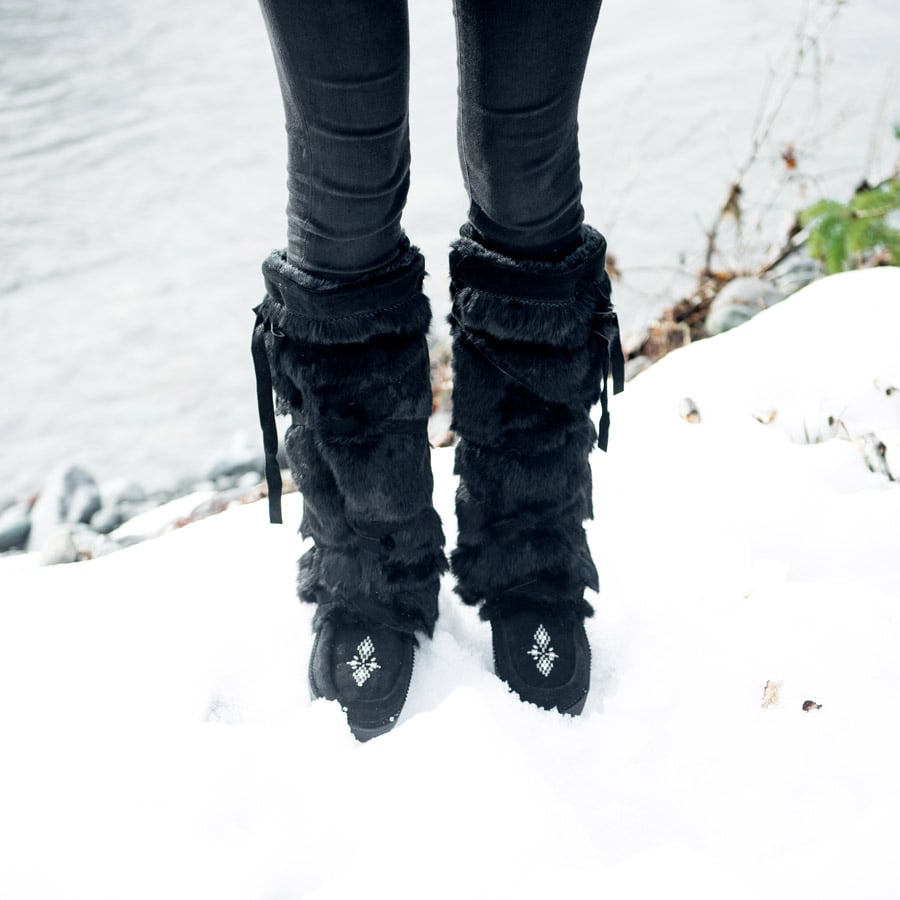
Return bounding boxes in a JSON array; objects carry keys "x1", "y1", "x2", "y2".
[
  {"x1": 527, "y1": 624, "x2": 559, "y2": 677},
  {"x1": 347, "y1": 636, "x2": 381, "y2": 687}
]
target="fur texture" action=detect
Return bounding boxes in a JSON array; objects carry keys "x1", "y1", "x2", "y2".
[
  {"x1": 257, "y1": 240, "x2": 432, "y2": 347},
  {"x1": 449, "y1": 226, "x2": 620, "y2": 621},
  {"x1": 256, "y1": 242, "x2": 447, "y2": 637}
]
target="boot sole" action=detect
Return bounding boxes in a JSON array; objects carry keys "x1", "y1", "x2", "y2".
[{"x1": 307, "y1": 681, "x2": 406, "y2": 742}]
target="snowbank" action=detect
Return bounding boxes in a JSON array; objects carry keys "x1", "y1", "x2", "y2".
[{"x1": 1, "y1": 268, "x2": 898, "y2": 899}]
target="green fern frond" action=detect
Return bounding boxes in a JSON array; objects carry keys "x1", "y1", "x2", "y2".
[{"x1": 802, "y1": 176, "x2": 900, "y2": 273}]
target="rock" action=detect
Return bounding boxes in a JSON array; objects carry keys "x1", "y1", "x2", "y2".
[
  {"x1": 624, "y1": 355, "x2": 652, "y2": 381},
  {"x1": 187, "y1": 488, "x2": 244, "y2": 522},
  {"x1": 116, "y1": 500, "x2": 155, "y2": 526},
  {"x1": 206, "y1": 433, "x2": 266, "y2": 482},
  {"x1": 770, "y1": 258, "x2": 825, "y2": 298},
  {"x1": 90, "y1": 506, "x2": 124, "y2": 535},
  {"x1": 39, "y1": 529, "x2": 78, "y2": 566},
  {"x1": 175, "y1": 475, "x2": 203, "y2": 495},
  {"x1": 27, "y1": 465, "x2": 101, "y2": 551},
  {"x1": 705, "y1": 277, "x2": 784, "y2": 336},
  {"x1": 67, "y1": 481, "x2": 101, "y2": 526},
  {"x1": 0, "y1": 503, "x2": 31, "y2": 552},
  {"x1": 69, "y1": 525, "x2": 99, "y2": 558},
  {"x1": 91, "y1": 533, "x2": 146, "y2": 559},
  {"x1": 184, "y1": 498, "x2": 229, "y2": 522},
  {"x1": 146, "y1": 488, "x2": 176, "y2": 507},
  {"x1": 237, "y1": 471, "x2": 264, "y2": 491},
  {"x1": 99, "y1": 478, "x2": 147, "y2": 508},
  {"x1": 110, "y1": 490, "x2": 217, "y2": 540}
]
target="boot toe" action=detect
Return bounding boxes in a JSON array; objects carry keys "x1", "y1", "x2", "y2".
[
  {"x1": 309, "y1": 619, "x2": 415, "y2": 741},
  {"x1": 491, "y1": 608, "x2": 590, "y2": 715}
]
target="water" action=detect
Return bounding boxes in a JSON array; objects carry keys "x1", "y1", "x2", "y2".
[{"x1": 2, "y1": 0, "x2": 897, "y2": 498}]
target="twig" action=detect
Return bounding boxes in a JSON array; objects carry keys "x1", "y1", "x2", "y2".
[{"x1": 702, "y1": 0, "x2": 845, "y2": 275}]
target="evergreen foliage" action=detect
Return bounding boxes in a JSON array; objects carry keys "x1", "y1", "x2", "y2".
[{"x1": 800, "y1": 178, "x2": 900, "y2": 274}]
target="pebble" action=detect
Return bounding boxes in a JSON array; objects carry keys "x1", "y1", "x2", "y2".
[
  {"x1": 90, "y1": 506, "x2": 124, "y2": 535},
  {"x1": 237, "y1": 471, "x2": 264, "y2": 491},
  {"x1": 187, "y1": 486, "x2": 250, "y2": 522},
  {"x1": 99, "y1": 478, "x2": 147, "y2": 508},
  {"x1": 705, "y1": 277, "x2": 784, "y2": 337},
  {"x1": 206, "y1": 433, "x2": 267, "y2": 483},
  {"x1": 624, "y1": 355, "x2": 652, "y2": 381},
  {"x1": 208, "y1": 457, "x2": 266, "y2": 483},
  {"x1": 0, "y1": 503, "x2": 32, "y2": 552},
  {"x1": 27, "y1": 465, "x2": 101, "y2": 553},
  {"x1": 770, "y1": 258, "x2": 825, "y2": 298},
  {"x1": 3, "y1": 455, "x2": 268, "y2": 564},
  {"x1": 70, "y1": 525, "x2": 99, "y2": 558}
]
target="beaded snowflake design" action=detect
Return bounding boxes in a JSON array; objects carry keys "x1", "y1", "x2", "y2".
[
  {"x1": 346, "y1": 636, "x2": 381, "y2": 687},
  {"x1": 527, "y1": 624, "x2": 559, "y2": 677}
]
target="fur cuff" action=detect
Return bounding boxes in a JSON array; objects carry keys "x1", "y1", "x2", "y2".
[
  {"x1": 257, "y1": 240, "x2": 432, "y2": 345},
  {"x1": 449, "y1": 224, "x2": 612, "y2": 350}
]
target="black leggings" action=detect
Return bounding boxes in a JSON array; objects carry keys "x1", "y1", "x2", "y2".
[{"x1": 257, "y1": 0, "x2": 603, "y2": 276}]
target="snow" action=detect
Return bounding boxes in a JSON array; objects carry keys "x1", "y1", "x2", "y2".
[{"x1": 1, "y1": 268, "x2": 899, "y2": 899}]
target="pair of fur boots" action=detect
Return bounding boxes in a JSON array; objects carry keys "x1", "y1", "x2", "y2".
[{"x1": 252, "y1": 227, "x2": 623, "y2": 737}]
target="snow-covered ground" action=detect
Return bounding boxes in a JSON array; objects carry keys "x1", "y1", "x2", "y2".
[{"x1": 2, "y1": 268, "x2": 898, "y2": 899}]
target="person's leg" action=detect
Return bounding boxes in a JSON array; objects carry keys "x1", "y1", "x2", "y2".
[
  {"x1": 257, "y1": 0, "x2": 412, "y2": 276},
  {"x1": 254, "y1": 0, "x2": 446, "y2": 740},
  {"x1": 453, "y1": 0, "x2": 603, "y2": 260},
  {"x1": 449, "y1": 0, "x2": 622, "y2": 714}
]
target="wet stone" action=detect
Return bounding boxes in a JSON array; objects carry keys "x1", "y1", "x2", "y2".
[
  {"x1": 237, "y1": 471, "x2": 263, "y2": 490},
  {"x1": 207, "y1": 456, "x2": 265, "y2": 483},
  {"x1": 91, "y1": 533, "x2": 146, "y2": 560},
  {"x1": 705, "y1": 277, "x2": 784, "y2": 337},
  {"x1": 624, "y1": 355, "x2": 652, "y2": 381},
  {"x1": 0, "y1": 503, "x2": 32, "y2": 553},
  {"x1": 28, "y1": 465, "x2": 101, "y2": 552},
  {"x1": 116, "y1": 500, "x2": 154, "y2": 526},
  {"x1": 70, "y1": 525, "x2": 99, "y2": 558},
  {"x1": 99, "y1": 478, "x2": 147, "y2": 508},
  {"x1": 90, "y1": 506, "x2": 124, "y2": 535},
  {"x1": 770, "y1": 258, "x2": 825, "y2": 298}
]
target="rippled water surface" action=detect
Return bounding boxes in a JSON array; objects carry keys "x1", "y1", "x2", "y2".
[{"x1": 2, "y1": 0, "x2": 897, "y2": 496}]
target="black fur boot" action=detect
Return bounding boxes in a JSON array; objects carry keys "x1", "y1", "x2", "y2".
[
  {"x1": 448, "y1": 225, "x2": 624, "y2": 715},
  {"x1": 251, "y1": 239, "x2": 447, "y2": 740}
]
